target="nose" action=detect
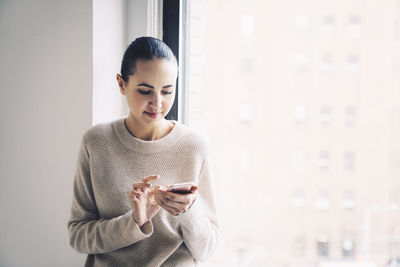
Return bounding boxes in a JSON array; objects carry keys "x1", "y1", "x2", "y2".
[{"x1": 150, "y1": 93, "x2": 162, "y2": 110}]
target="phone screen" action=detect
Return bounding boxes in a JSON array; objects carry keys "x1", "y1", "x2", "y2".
[{"x1": 167, "y1": 183, "x2": 193, "y2": 194}]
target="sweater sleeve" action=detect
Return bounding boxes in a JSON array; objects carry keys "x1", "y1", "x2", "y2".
[
  {"x1": 67, "y1": 141, "x2": 153, "y2": 254},
  {"x1": 174, "y1": 156, "x2": 219, "y2": 262}
]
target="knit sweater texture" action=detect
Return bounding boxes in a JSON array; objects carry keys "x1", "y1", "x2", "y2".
[{"x1": 68, "y1": 118, "x2": 218, "y2": 267}]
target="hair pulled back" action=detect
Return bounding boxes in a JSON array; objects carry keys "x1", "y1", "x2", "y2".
[{"x1": 120, "y1": 37, "x2": 177, "y2": 82}]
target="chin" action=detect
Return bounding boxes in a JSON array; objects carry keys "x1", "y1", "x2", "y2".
[{"x1": 143, "y1": 115, "x2": 163, "y2": 124}]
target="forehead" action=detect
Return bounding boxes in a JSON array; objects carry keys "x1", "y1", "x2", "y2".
[{"x1": 133, "y1": 59, "x2": 178, "y2": 81}]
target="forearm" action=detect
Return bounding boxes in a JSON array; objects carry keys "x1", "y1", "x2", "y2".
[
  {"x1": 69, "y1": 141, "x2": 155, "y2": 254},
  {"x1": 68, "y1": 210, "x2": 153, "y2": 254},
  {"x1": 175, "y1": 199, "x2": 218, "y2": 262}
]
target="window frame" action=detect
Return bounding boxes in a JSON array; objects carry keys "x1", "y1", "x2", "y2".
[{"x1": 163, "y1": 0, "x2": 188, "y2": 123}]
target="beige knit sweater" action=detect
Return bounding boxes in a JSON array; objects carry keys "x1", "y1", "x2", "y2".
[{"x1": 68, "y1": 118, "x2": 218, "y2": 267}]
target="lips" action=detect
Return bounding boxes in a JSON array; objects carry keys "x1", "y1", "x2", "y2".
[{"x1": 144, "y1": 111, "x2": 161, "y2": 118}]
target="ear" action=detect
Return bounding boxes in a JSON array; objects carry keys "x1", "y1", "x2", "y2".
[{"x1": 116, "y1": 74, "x2": 127, "y2": 95}]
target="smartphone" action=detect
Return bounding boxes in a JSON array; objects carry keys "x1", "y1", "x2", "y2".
[{"x1": 167, "y1": 182, "x2": 195, "y2": 194}]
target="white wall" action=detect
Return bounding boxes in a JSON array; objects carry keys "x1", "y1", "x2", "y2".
[
  {"x1": 0, "y1": 0, "x2": 150, "y2": 265},
  {"x1": 0, "y1": 0, "x2": 92, "y2": 266},
  {"x1": 126, "y1": 0, "x2": 149, "y2": 44},
  {"x1": 92, "y1": 0, "x2": 149, "y2": 125},
  {"x1": 92, "y1": 0, "x2": 127, "y2": 125}
]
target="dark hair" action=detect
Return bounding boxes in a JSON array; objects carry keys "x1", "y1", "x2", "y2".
[{"x1": 120, "y1": 37, "x2": 177, "y2": 82}]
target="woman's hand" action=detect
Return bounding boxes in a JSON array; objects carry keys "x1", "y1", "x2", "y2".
[
  {"x1": 154, "y1": 185, "x2": 198, "y2": 216},
  {"x1": 128, "y1": 175, "x2": 161, "y2": 227}
]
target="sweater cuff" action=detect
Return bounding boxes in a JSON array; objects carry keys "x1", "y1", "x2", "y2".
[
  {"x1": 139, "y1": 220, "x2": 153, "y2": 235},
  {"x1": 174, "y1": 198, "x2": 204, "y2": 227},
  {"x1": 126, "y1": 211, "x2": 154, "y2": 239}
]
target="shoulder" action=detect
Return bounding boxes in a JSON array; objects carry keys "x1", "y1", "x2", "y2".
[
  {"x1": 174, "y1": 122, "x2": 211, "y2": 157},
  {"x1": 81, "y1": 119, "x2": 119, "y2": 149}
]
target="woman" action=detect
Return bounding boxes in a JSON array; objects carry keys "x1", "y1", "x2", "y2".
[{"x1": 68, "y1": 37, "x2": 218, "y2": 266}]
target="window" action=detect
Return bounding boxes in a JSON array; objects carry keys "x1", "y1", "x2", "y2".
[
  {"x1": 317, "y1": 235, "x2": 329, "y2": 257},
  {"x1": 346, "y1": 54, "x2": 359, "y2": 73},
  {"x1": 296, "y1": 15, "x2": 310, "y2": 32},
  {"x1": 292, "y1": 189, "x2": 305, "y2": 208},
  {"x1": 345, "y1": 106, "x2": 357, "y2": 126},
  {"x1": 321, "y1": 15, "x2": 335, "y2": 37},
  {"x1": 342, "y1": 190, "x2": 356, "y2": 209},
  {"x1": 342, "y1": 238, "x2": 355, "y2": 257},
  {"x1": 240, "y1": 14, "x2": 255, "y2": 40},
  {"x1": 241, "y1": 53, "x2": 253, "y2": 73},
  {"x1": 344, "y1": 151, "x2": 355, "y2": 171},
  {"x1": 319, "y1": 106, "x2": 331, "y2": 125},
  {"x1": 321, "y1": 54, "x2": 333, "y2": 74},
  {"x1": 318, "y1": 151, "x2": 330, "y2": 170},
  {"x1": 296, "y1": 53, "x2": 309, "y2": 73},
  {"x1": 293, "y1": 104, "x2": 307, "y2": 123},
  {"x1": 348, "y1": 15, "x2": 361, "y2": 39},
  {"x1": 316, "y1": 189, "x2": 330, "y2": 211},
  {"x1": 179, "y1": 1, "x2": 400, "y2": 266}
]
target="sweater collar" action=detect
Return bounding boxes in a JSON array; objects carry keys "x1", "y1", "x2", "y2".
[{"x1": 112, "y1": 118, "x2": 185, "y2": 153}]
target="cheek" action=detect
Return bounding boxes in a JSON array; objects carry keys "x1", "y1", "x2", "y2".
[
  {"x1": 128, "y1": 94, "x2": 147, "y2": 107},
  {"x1": 164, "y1": 96, "x2": 175, "y2": 107}
]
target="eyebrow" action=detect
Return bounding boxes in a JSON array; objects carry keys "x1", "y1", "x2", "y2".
[{"x1": 137, "y1": 83, "x2": 173, "y2": 89}]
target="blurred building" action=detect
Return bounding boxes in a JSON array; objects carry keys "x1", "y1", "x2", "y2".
[{"x1": 182, "y1": 0, "x2": 400, "y2": 266}]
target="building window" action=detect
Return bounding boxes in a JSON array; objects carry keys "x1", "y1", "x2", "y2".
[
  {"x1": 292, "y1": 189, "x2": 305, "y2": 208},
  {"x1": 241, "y1": 53, "x2": 253, "y2": 73},
  {"x1": 348, "y1": 15, "x2": 361, "y2": 39},
  {"x1": 346, "y1": 55, "x2": 359, "y2": 73},
  {"x1": 239, "y1": 103, "x2": 252, "y2": 123},
  {"x1": 321, "y1": 54, "x2": 333, "y2": 74},
  {"x1": 319, "y1": 106, "x2": 331, "y2": 125},
  {"x1": 321, "y1": 15, "x2": 335, "y2": 37},
  {"x1": 240, "y1": 14, "x2": 255, "y2": 40},
  {"x1": 316, "y1": 189, "x2": 330, "y2": 211},
  {"x1": 317, "y1": 235, "x2": 329, "y2": 257},
  {"x1": 293, "y1": 104, "x2": 307, "y2": 124},
  {"x1": 344, "y1": 151, "x2": 355, "y2": 171},
  {"x1": 342, "y1": 239, "x2": 355, "y2": 258},
  {"x1": 342, "y1": 190, "x2": 356, "y2": 209},
  {"x1": 318, "y1": 151, "x2": 330, "y2": 170},
  {"x1": 345, "y1": 106, "x2": 357, "y2": 126},
  {"x1": 296, "y1": 53, "x2": 309, "y2": 74},
  {"x1": 296, "y1": 15, "x2": 310, "y2": 32}
]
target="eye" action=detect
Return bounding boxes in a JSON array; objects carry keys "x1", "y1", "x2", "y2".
[
  {"x1": 138, "y1": 89, "x2": 151, "y2": 95},
  {"x1": 162, "y1": 91, "x2": 173, "y2": 95}
]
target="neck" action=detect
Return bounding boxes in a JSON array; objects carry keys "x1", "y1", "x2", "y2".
[{"x1": 125, "y1": 116, "x2": 173, "y2": 141}]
